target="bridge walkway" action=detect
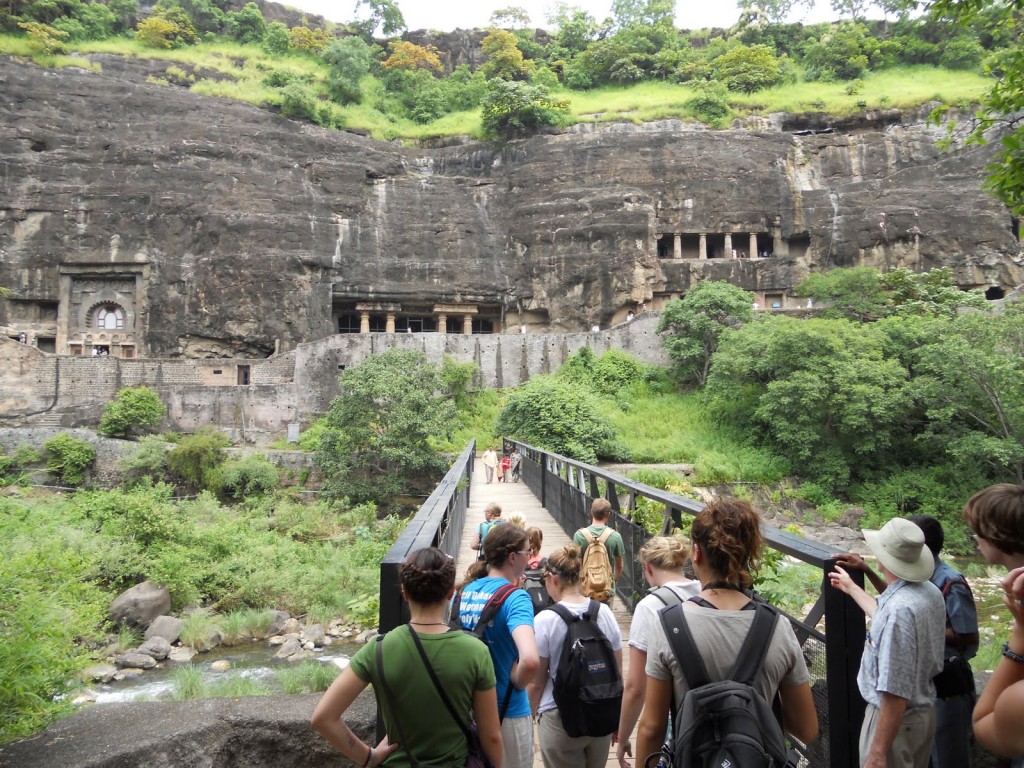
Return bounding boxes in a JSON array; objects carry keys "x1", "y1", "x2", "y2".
[{"x1": 455, "y1": 458, "x2": 636, "y2": 768}]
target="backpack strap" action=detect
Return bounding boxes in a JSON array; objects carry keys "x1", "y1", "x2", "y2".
[
  {"x1": 726, "y1": 601, "x2": 780, "y2": 687},
  {"x1": 474, "y1": 582, "x2": 518, "y2": 635},
  {"x1": 547, "y1": 602, "x2": 576, "y2": 625},
  {"x1": 649, "y1": 585, "x2": 685, "y2": 608},
  {"x1": 596, "y1": 527, "x2": 614, "y2": 545},
  {"x1": 659, "y1": 603, "x2": 713, "y2": 690},
  {"x1": 941, "y1": 576, "x2": 972, "y2": 598}
]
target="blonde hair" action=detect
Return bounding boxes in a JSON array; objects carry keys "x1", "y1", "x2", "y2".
[
  {"x1": 507, "y1": 513, "x2": 527, "y2": 529},
  {"x1": 484, "y1": 503, "x2": 501, "y2": 520},
  {"x1": 638, "y1": 535, "x2": 690, "y2": 571}
]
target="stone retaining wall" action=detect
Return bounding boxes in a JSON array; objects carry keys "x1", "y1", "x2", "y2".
[{"x1": 0, "y1": 315, "x2": 666, "y2": 442}]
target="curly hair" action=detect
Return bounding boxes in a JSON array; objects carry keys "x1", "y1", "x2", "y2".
[
  {"x1": 401, "y1": 547, "x2": 456, "y2": 605},
  {"x1": 690, "y1": 498, "x2": 763, "y2": 589},
  {"x1": 638, "y1": 535, "x2": 690, "y2": 572},
  {"x1": 963, "y1": 483, "x2": 1024, "y2": 557},
  {"x1": 546, "y1": 545, "x2": 583, "y2": 585}
]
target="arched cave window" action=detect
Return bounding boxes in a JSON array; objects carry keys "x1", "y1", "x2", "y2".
[{"x1": 94, "y1": 304, "x2": 125, "y2": 330}]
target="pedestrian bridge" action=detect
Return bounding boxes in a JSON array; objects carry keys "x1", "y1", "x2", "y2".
[{"x1": 380, "y1": 440, "x2": 865, "y2": 768}]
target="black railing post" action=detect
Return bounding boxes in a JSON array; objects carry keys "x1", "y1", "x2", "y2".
[{"x1": 824, "y1": 557, "x2": 867, "y2": 768}]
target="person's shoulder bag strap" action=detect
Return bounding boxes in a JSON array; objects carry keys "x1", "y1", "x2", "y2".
[{"x1": 408, "y1": 626, "x2": 475, "y2": 736}]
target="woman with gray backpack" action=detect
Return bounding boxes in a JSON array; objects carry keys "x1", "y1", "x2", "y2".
[
  {"x1": 636, "y1": 499, "x2": 818, "y2": 768},
  {"x1": 528, "y1": 545, "x2": 623, "y2": 768}
]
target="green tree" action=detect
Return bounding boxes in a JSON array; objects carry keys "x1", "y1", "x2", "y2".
[
  {"x1": 167, "y1": 431, "x2": 229, "y2": 490},
  {"x1": 712, "y1": 43, "x2": 781, "y2": 92},
  {"x1": 43, "y1": 433, "x2": 96, "y2": 486},
  {"x1": 225, "y1": 2, "x2": 265, "y2": 44},
  {"x1": 801, "y1": 21, "x2": 876, "y2": 80},
  {"x1": 352, "y1": 0, "x2": 405, "y2": 38},
  {"x1": 163, "y1": 0, "x2": 223, "y2": 34},
  {"x1": 480, "y1": 80, "x2": 569, "y2": 138},
  {"x1": 17, "y1": 20, "x2": 68, "y2": 54},
  {"x1": 494, "y1": 375, "x2": 616, "y2": 463},
  {"x1": 135, "y1": 5, "x2": 198, "y2": 48},
  {"x1": 314, "y1": 350, "x2": 456, "y2": 504},
  {"x1": 657, "y1": 281, "x2": 754, "y2": 386},
  {"x1": 708, "y1": 316, "x2": 911, "y2": 489},
  {"x1": 98, "y1": 386, "x2": 167, "y2": 438},
  {"x1": 481, "y1": 28, "x2": 534, "y2": 80},
  {"x1": 611, "y1": 0, "x2": 675, "y2": 30},
  {"x1": 490, "y1": 5, "x2": 531, "y2": 27},
  {"x1": 922, "y1": 0, "x2": 1024, "y2": 217},
  {"x1": 798, "y1": 266, "x2": 986, "y2": 321},
  {"x1": 289, "y1": 24, "x2": 330, "y2": 53},
  {"x1": 737, "y1": 0, "x2": 815, "y2": 24},
  {"x1": 912, "y1": 307, "x2": 1024, "y2": 482},
  {"x1": 322, "y1": 36, "x2": 373, "y2": 104},
  {"x1": 262, "y1": 20, "x2": 290, "y2": 54}
]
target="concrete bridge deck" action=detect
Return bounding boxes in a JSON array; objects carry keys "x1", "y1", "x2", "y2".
[{"x1": 456, "y1": 459, "x2": 635, "y2": 768}]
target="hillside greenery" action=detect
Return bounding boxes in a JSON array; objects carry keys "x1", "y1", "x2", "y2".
[{"x1": 0, "y1": 1, "x2": 1005, "y2": 143}]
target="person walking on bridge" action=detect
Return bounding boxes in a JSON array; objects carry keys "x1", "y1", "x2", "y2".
[
  {"x1": 574, "y1": 499, "x2": 624, "y2": 603},
  {"x1": 457, "y1": 524, "x2": 539, "y2": 768}
]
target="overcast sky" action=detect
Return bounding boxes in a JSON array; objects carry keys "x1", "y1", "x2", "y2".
[{"x1": 282, "y1": 0, "x2": 842, "y2": 33}]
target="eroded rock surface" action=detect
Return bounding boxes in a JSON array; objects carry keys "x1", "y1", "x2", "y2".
[{"x1": 0, "y1": 56, "x2": 1020, "y2": 359}]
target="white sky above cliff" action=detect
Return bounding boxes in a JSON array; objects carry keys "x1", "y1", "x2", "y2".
[{"x1": 284, "y1": 0, "x2": 841, "y2": 33}]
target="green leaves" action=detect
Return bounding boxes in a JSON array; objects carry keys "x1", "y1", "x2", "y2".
[
  {"x1": 314, "y1": 350, "x2": 456, "y2": 504},
  {"x1": 98, "y1": 386, "x2": 167, "y2": 438},
  {"x1": 657, "y1": 280, "x2": 754, "y2": 386}
]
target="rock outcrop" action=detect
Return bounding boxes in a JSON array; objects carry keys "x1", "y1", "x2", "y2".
[
  {"x1": 0, "y1": 692, "x2": 372, "y2": 767},
  {"x1": 0, "y1": 55, "x2": 1020, "y2": 361}
]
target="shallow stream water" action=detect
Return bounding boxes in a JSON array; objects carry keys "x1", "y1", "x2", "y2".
[{"x1": 91, "y1": 640, "x2": 359, "y2": 704}]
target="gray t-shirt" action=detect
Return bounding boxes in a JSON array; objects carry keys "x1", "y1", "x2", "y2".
[
  {"x1": 857, "y1": 578, "x2": 945, "y2": 710},
  {"x1": 629, "y1": 581, "x2": 701, "y2": 652},
  {"x1": 646, "y1": 601, "x2": 810, "y2": 704}
]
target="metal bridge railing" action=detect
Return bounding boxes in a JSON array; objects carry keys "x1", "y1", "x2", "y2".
[
  {"x1": 377, "y1": 438, "x2": 866, "y2": 768},
  {"x1": 512, "y1": 438, "x2": 866, "y2": 768}
]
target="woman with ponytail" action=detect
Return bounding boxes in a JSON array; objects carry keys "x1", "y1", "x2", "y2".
[{"x1": 313, "y1": 547, "x2": 503, "y2": 768}]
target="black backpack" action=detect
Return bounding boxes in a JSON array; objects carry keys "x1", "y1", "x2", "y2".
[
  {"x1": 658, "y1": 600, "x2": 791, "y2": 768},
  {"x1": 523, "y1": 560, "x2": 553, "y2": 615},
  {"x1": 548, "y1": 600, "x2": 623, "y2": 738}
]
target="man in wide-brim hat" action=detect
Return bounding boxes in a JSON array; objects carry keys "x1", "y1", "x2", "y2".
[{"x1": 830, "y1": 518, "x2": 946, "y2": 768}]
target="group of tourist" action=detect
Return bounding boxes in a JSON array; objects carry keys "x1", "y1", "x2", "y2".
[
  {"x1": 481, "y1": 446, "x2": 522, "y2": 485},
  {"x1": 310, "y1": 481, "x2": 1024, "y2": 768}
]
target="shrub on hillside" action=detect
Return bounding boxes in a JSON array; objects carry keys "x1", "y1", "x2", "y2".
[
  {"x1": 43, "y1": 433, "x2": 95, "y2": 486},
  {"x1": 98, "y1": 386, "x2": 167, "y2": 438},
  {"x1": 712, "y1": 44, "x2": 781, "y2": 93},
  {"x1": 217, "y1": 454, "x2": 279, "y2": 499},
  {"x1": 167, "y1": 431, "x2": 229, "y2": 491},
  {"x1": 494, "y1": 375, "x2": 616, "y2": 464}
]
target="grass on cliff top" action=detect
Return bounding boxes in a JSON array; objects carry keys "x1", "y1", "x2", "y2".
[{"x1": 0, "y1": 33, "x2": 991, "y2": 141}]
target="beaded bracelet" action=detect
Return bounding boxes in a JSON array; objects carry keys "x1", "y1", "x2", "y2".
[
  {"x1": 361, "y1": 745, "x2": 374, "y2": 768},
  {"x1": 1002, "y1": 642, "x2": 1024, "y2": 663}
]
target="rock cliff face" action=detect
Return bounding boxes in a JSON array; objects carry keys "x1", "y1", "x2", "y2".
[{"x1": 0, "y1": 56, "x2": 1020, "y2": 359}]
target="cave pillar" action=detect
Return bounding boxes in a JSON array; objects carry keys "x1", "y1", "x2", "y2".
[
  {"x1": 673, "y1": 233, "x2": 682, "y2": 260},
  {"x1": 772, "y1": 216, "x2": 789, "y2": 256},
  {"x1": 724, "y1": 233, "x2": 733, "y2": 257},
  {"x1": 699, "y1": 234, "x2": 707, "y2": 260},
  {"x1": 385, "y1": 313, "x2": 395, "y2": 334},
  {"x1": 437, "y1": 313, "x2": 447, "y2": 335},
  {"x1": 749, "y1": 233, "x2": 758, "y2": 259},
  {"x1": 463, "y1": 315, "x2": 473, "y2": 335},
  {"x1": 359, "y1": 312, "x2": 370, "y2": 334}
]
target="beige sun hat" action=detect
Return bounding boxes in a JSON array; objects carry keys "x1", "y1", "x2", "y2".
[{"x1": 863, "y1": 517, "x2": 935, "y2": 583}]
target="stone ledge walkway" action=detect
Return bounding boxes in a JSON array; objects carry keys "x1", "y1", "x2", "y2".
[{"x1": 458, "y1": 457, "x2": 635, "y2": 768}]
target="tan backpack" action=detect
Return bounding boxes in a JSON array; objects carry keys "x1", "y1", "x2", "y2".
[{"x1": 579, "y1": 527, "x2": 614, "y2": 602}]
